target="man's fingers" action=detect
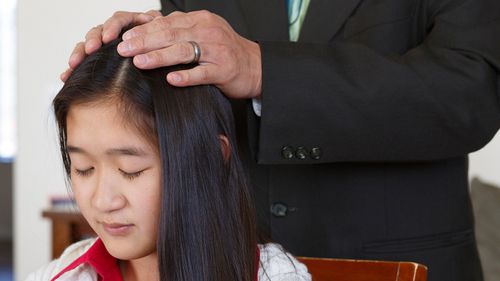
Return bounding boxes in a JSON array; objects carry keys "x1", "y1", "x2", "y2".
[
  {"x1": 166, "y1": 64, "x2": 217, "y2": 87},
  {"x1": 101, "y1": 11, "x2": 155, "y2": 43},
  {"x1": 60, "y1": 68, "x2": 73, "y2": 82},
  {"x1": 122, "y1": 12, "x2": 193, "y2": 41},
  {"x1": 84, "y1": 25, "x2": 103, "y2": 55},
  {"x1": 145, "y1": 10, "x2": 162, "y2": 19},
  {"x1": 118, "y1": 28, "x2": 194, "y2": 57},
  {"x1": 132, "y1": 41, "x2": 206, "y2": 69},
  {"x1": 68, "y1": 42, "x2": 86, "y2": 69},
  {"x1": 84, "y1": 24, "x2": 102, "y2": 41}
]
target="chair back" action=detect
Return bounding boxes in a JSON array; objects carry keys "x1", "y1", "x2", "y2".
[{"x1": 297, "y1": 257, "x2": 427, "y2": 281}]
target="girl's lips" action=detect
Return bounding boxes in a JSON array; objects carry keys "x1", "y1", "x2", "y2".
[{"x1": 102, "y1": 222, "x2": 134, "y2": 236}]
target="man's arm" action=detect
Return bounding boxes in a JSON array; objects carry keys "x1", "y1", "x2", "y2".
[{"x1": 255, "y1": 0, "x2": 500, "y2": 163}]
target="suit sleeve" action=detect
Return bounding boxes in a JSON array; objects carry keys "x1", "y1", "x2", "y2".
[
  {"x1": 256, "y1": 0, "x2": 500, "y2": 164},
  {"x1": 160, "y1": 0, "x2": 184, "y2": 15}
]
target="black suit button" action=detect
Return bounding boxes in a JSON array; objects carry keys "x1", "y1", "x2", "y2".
[
  {"x1": 271, "y1": 203, "x2": 288, "y2": 217},
  {"x1": 296, "y1": 146, "x2": 308, "y2": 160},
  {"x1": 310, "y1": 147, "x2": 322, "y2": 160},
  {"x1": 281, "y1": 146, "x2": 295, "y2": 159}
]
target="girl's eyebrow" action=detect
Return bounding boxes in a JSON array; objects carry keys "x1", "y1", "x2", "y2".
[
  {"x1": 67, "y1": 145, "x2": 148, "y2": 157},
  {"x1": 105, "y1": 147, "x2": 148, "y2": 157}
]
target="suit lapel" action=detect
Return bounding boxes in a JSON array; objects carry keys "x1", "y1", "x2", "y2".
[
  {"x1": 237, "y1": 0, "x2": 289, "y2": 41},
  {"x1": 299, "y1": 0, "x2": 363, "y2": 42}
]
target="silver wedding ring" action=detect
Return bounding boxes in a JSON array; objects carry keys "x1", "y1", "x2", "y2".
[{"x1": 188, "y1": 41, "x2": 201, "y2": 64}]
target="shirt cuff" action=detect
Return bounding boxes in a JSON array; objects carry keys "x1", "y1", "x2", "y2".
[{"x1": 252, "y1": 97, "x2": 262, "y2": 117}]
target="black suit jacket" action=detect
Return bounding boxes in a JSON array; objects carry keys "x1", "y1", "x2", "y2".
[{"x1": 160, "y1": 1, "x2": 500, "y2": 280}]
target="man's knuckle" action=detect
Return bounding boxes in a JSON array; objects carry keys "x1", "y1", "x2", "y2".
[
  {"x1": 162, "y1": 29, "x2": 176, "y2": 41},
  {"x1": 156, "y1": 17, "x2": 170, "y2": 27},
  {"x1": 148, "y1": 19, "x2": 161, "y2": 31},
  {"x1": 200, "y1": 68, "x2": 210, "y2": 82},
  {"x1": 207, "y1": 27, "x2": 227, "y2": 41},
  {"x1": 196, "y1": 10, "x2": 213, "y2": 21},
  {"x1": 170, "y1": 29, "x2": 179, "y2": 41},
  {"x1": 149, "y1": 52, "x2": 161, "y2": 65},
  {"x1": 170, "y1": 11, "x2": 184, "y2": 17},
  {"x1": 180, "y1": 44, "x2": 192, "y2": 60},
  {"x1": 135, "y1": 37, "x2": 145, "y2": 50},
  {"x1": 145, "y1": 9, "x2": 156, "y2": 15},
  {"x1": 112, "y1": 11, "x2": 125, "y2": 18},
  {"x1": 85, "y1": 27, "x2": 97, "y2": 38}
]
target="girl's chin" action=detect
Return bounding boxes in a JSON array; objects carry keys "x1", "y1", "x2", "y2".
[{"x1": 102, "y1": 238, "x2": 156, "y2": 261}]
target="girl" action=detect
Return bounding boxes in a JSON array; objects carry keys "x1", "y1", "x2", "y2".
[{"x1": 27, "y1": 37, "x2": 310, "y2": 281}]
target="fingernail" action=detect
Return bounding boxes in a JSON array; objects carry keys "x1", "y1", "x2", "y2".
[
  {"x1": 169, "y1": 73, "x2": 182, "y2": 83},
  {"x1": 118, "y1": 42, "x2": 133, "y2": 53}
]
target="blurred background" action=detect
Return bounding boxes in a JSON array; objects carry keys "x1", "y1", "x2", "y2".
[{"x1": 0, "y1": 0, "x2": 499, "y2": 280}]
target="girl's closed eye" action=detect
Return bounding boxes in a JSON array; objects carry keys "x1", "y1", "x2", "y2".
[
  {"x1": 119, "y1": 168, "x2": 145, "y2": 180},
  {"x1": 75, "y1": 167, "x2": 94, "y2": 177}
]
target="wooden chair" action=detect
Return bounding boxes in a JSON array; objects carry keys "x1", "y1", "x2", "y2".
[{"x1": 297, "y1": 257, "x2": 427, "y2": 281}]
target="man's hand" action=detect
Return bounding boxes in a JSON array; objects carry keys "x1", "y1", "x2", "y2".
[
  {"x1": 60, "y1": 10, "x2": 162, "y2": 82},
  {"x1": 62, "y1": 10, "x2": 262, "y2": 99}
]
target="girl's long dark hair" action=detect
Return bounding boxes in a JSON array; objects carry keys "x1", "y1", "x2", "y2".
[{"x1": 53, "y1": 38, "x2": 258, "y2": 281}]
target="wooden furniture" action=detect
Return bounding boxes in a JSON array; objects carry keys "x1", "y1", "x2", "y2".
[
  {"x1": 42, "y1": 209, "x2": 95, "y2": 258},
  {"x1": 297, "y1": 257, "x2": 427, "y2": 281}
]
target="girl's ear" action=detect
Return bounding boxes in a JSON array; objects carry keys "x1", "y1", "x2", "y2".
[{"x1": 218, "y1": 135, "x2": 231, "y2": 162}]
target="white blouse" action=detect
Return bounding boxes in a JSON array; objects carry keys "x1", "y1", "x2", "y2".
[{"x1": 26, "y1": 238, "x2": 311, "y2": 281}]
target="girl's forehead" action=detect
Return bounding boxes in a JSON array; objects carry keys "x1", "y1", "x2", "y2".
[{"x1": 67, "y1": 105, "x2": 150, "y2": 146}]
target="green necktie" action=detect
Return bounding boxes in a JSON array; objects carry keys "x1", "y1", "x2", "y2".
[{"x1": 288, "y1": 0, "x2": 311, "y2": 41}]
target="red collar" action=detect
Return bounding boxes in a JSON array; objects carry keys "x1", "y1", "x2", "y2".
[
  {"x1": 51, "y1": 239, "x2": 122, "y2": 281},
  {"x1": 51, "y1": 239, "x2": 261, "y2": 281}
]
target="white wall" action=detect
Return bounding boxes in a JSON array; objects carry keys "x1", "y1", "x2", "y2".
[
  {"x1": 470, "y1": 131, "x2": 500, "y2": 187},
  {"x1": 15, "y1": 1, "x2": 159, "y2": 279}
]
